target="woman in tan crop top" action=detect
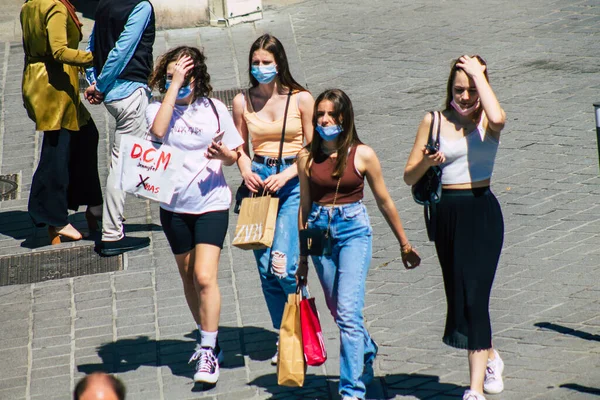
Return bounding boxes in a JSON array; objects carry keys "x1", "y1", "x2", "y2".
[
  {"x1": 296, "y1": 89, "x2": 420, "y2": 400},
  {"x1": 231, "y1": 34, "x2": 314, "y2": 364}
]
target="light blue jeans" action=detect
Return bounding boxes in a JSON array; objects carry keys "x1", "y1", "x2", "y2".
[
  {"x1": 307, "y1": 201, "x2": 378, "y2": 399},
  {"x1": 251, "y1": 160, "x2": 300, "y2": 330}
]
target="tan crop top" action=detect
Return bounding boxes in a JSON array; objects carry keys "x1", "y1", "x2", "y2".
[{"x1": 242, "y1": 91, "x2": 304, "y2": 158}]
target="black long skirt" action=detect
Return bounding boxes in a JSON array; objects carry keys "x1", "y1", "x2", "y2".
[
  {"x1": 28, "y1": 120, "x2": 103, "y2": 227},
  {"x1": 434, "y1": 187, "x2": 504, "y2": 350}
]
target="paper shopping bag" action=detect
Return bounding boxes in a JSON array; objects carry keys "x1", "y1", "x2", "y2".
[
  {"x1": 231, "y1": 195, "x2": 279, "y2": 250},
  {"x1": 277, "y1": 292, "x2": 305, "y2": 387},
  {"x1": 116, "y1": 135, "x2": 185, "y2": 203},
  {"x1": 300, "y1": 289, "x2": 327, "y2": 366}
]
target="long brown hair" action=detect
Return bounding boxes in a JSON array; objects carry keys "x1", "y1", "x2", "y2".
[
  {"x1": 148, "y1": 46, "x2": 213, "y2": 102},
  {"x1": 248, "y1": 34, "x2": 306, "y2": 93},
  {"x1": 306, "y1": 89, "x2": 362, "y2": 178},
  {"x1": 445, "y1": 55, "x2": 489, "y2": 117}
]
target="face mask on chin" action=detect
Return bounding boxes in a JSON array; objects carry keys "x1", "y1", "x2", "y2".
[
  {"x1": 451, "y1": 99, "x2": 480, "y2": 116},
  {"x1": 316, "y1": 124, "x2": 343, "y2": 141}
]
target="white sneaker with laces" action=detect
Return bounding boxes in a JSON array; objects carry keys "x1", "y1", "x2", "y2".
[
  {"x1": 342, "y1": 397, "x2": 360, "y2": 400},
  {"x1": 484, "y1": 349, "x2": 504, "y2": 394},
  {"x1": 463, "y1": 389, "x2": 486, "y2": 400},
  {"x1": 189, "y1": 346, "x2": 223, "y2": 384}
]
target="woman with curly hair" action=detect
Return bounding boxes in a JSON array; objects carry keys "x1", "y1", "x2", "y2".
[
  {"x1": 232, "y1": 34, "x2": 314, "y2": 363},
  {"x1": 146, "y1": 46, "x2": 244, "y2": 385}
]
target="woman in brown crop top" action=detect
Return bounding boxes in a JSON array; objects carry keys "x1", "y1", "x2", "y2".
[{"x1": 296, "y1": 89, "x2": 420, "y2": 400}]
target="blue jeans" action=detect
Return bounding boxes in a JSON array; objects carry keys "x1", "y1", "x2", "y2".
[
  {"x1": 251, "y1": 160, "x2": 300, "y2": 330},
  {"x1": 307, "y1": 201, "x2": 378, "y2": 399}
]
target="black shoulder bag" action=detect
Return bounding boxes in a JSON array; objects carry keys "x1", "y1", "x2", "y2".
[
  {"x1": 411, "y1": 111, "x2": 442, "y2": 241},
  {"x1": 234, "y1": 90, "x2": 293, "y2": 213}
]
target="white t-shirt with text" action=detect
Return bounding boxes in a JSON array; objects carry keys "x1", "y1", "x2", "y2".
[{"x1": 145, "y1": 97, "x2": 244, "y2": 214}]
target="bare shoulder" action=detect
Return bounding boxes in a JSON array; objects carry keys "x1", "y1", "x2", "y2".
[
  {"x1": 356, "y1": 143, "x2": 377, "y2": 161},
  {"x1": 297, "y1": 90, "x2": 315, "y2": 110},
  {"x1": 297, "y1": 147, "x2": 310, "y2": 161},
  {"x1": 297, "y1": 90, "x2": 314, "y2": 102},
  {"x1": 232, "y1": 92, "x2": 246, "y2": 111}
]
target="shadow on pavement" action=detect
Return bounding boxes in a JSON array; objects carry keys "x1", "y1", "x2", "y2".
[
  {"x1": 77, "y1": 326, "x2": 278, "y2": 378},
  {"x1": 0, "y1": 210, "x2": 34, "y2": 241},
  {"x1": 560, "y1": 383, "x2": 600, "y2": 396},
  {"x1": 536, "y1": 322, "x2": 600, "y2": 397},
  {"x1": 535, "y1": 322, "x2": 600, "y2": 342},
  {"x1": 249, "y1": 373, "x2": 335, "y2": 399},
  {"x1": 249, "y1": 373, "x2": 464, "y2": 399},
  {"x1": 0, "y1": 209, "x2": 161, "y2": 249}
]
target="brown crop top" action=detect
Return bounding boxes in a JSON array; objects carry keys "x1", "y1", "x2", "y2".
[{"x1": 309, "y1": 145, "x2": 364, "y2": 204}]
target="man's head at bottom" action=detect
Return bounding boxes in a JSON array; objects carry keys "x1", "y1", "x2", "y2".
[{"x1": 73, "y1": 372, "x2": 126, "y2": 400}]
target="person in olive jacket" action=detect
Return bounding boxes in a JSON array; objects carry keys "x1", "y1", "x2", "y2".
[{"x1": 21, "y1": 0, "x2": 103, "y2": 245}]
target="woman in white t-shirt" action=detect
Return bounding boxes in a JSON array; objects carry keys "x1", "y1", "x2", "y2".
[{"x1": 147, "y1": 46, "x2": 243, "y2": 386}]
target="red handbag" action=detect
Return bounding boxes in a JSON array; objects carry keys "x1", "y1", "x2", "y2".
[{"x1": 300, "y1": 286, "x2": 327, "y2": 366}]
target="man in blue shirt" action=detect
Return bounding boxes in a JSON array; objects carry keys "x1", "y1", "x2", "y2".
[{"x1": 84, "y1": 0, "x2": 155, "y2": 256}]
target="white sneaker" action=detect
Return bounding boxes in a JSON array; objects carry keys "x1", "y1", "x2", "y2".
[
  {"x1": 189, "y1": 346, "x2": 223, "y2": 384},
  {"x1": 484, "y1": 349, "x2": 504, "y2": 394},
  {"x1": 463, "y1": 389, "x2": 486, "y2": 400},
  {"x1": 342, "y1": 397, "x2": 360, "y2": 400}
]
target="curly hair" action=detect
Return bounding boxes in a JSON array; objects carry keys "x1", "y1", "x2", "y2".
[{"x1": 148, "y1": 46, "x2": 212, "y2": 101}]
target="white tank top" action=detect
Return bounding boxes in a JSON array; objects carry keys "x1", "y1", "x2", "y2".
[{"x1": 440, "y1": 119, "x2": 499, "y2": 185}]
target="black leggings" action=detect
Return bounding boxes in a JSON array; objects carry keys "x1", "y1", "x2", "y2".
[
  {"x1": 28, "y1": 120, "x2": 103, "y2": 227},
  {"x1": 434, "y1": 187, "x2": 504, "y2": 350}
]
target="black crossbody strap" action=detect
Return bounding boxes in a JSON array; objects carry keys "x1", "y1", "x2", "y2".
[
  {"x1": 434, "y1": 111, "x2": 441, "y2": 148},
  {"x1": 206, "y1": 97, "x2": 221, "y2": 133},
  {"x1": 276, "y1": 90, "x2": 293, "y2": 174},
  {"x1": 427, "y1": 111, "x2": 435, "y2": 147}
]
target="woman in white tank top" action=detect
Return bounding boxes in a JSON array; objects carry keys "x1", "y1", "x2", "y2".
[{"x1": 404, "y1": 55, "x2": 506, "y2": 400}]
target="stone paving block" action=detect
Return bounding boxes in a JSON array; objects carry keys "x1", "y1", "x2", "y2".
[
  {"x1": 75, "y1": 295, "x2": 112, "y2": 311},
  {"x1": 29, "y1": 375, "x2": 71, "y2": 397},
  {"x1": 114, "y1": 288, "x2": 154, "y2": 301},
  {"x1": 117, "y1": 323, "x2": 156, "y2": 338},
  {"x1": 31, "y1": 354, "x2": 70, "y2": 370},
  {"x1": 117, "y1": 305, "x2": 155, "y2": 319},
  {"x1": 30, "y1": 364, "x2": 71, "y2": 380},
  {"x1": 32, "y1": 334, "x2": 72, "y2": 349},
  {"x1": 116, "y1": 313, "x2": 155, "y2": 328},
  {"x1": 0, "y1": 386, "x2": 26, "y2": 400},
  {"x1": 74, "y1": 324, "x2": 113, "y2": 339},
  {"x1": 116, "y1": 296, "x2": 155, "y2": 310},
  {"x1": 113, "y1": 272, "x2": 153, "y2": 292},
  {"x1": 75, "y1": 314, "x2": 113, "y2": 330}
]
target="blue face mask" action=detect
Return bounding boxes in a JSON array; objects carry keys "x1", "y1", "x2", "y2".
[
  {"x1": 251, "y1": 65, "x2": 277, "y2": 84},
  {"x1": 165, "y1": 80, "x2": 193, "y2": 100},
  {"x1": 316, "y1": 124, "x2": 343, "y2": 141}
]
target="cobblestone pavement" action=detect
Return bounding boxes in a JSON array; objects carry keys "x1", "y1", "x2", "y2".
[{"x1": 1, "y1": 0, "x2": 599, "y2": 399}]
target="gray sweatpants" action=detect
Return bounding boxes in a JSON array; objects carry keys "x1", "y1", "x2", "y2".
[{"x1": 102, "y1": 88, "x2": 149, "y2": 241}]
